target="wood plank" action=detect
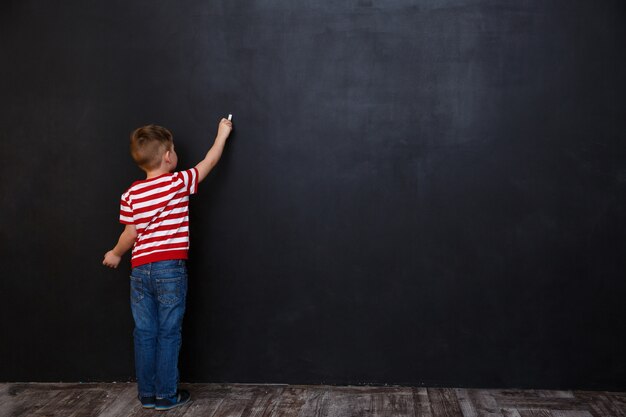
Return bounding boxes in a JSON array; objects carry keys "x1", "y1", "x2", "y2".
[
  {"x1": 494, "y1": 394, "x2": 590, "y2": 411},
  {"x1": 182, "y1": 384, "x2": 242, "y2": 417},
  {"x1": 501, "y1": 409, "x2": 522, "y2": 417},
  {"x1": 550, "y1": 411, "x2": 593, "y2": 417},
  {"x1": 518, "y1": 410, "x2": 552, "y2": 417},
  {"x1": 312, "y1": 386, "x2": 371, "y2": 417},
  {"x1": 4, "y1": 384, "x2": 67, "y2": 417},
  {"x1": 411, "y1": 387, "x2": 433, "y2": 417},
  {"x1": 604, "y1": 392, "x2": 626, "y2": 417},
  {"x1": 210, "y1": 384, "x2": 270, "y2": 417},
  {"x1": 573, "y1": 391, "x2": 620, "y2": 417},
  {"x1": 26, "y1": 386, "x2": 112, "y2": 417},
  {"x1": 370, "y1": 387, "x2": 415, "y2": 417},
  {"x1": 468, "y1": 389, "x2": 505, "y2": 417},
  {"x1": 536, "y1": 391, "x2": 575, "y2": 399},
  {"x1": 428, "y1": 388, "x2": 464, "y2": 417},
  {"x1": 236, "y1": 385, "x2": 286, "y2": 417},
  {"x1": 454, "y1": 388, "x2": 477, "y2": 417},
  {"x1": 0, "y1": 384, "x2": 16, "y2": 416},
  {"x1": 496, "y1": 390, "x2": 544, "y2": 399},
  {"x1": 294, "y1": 385, "x2": 329, "y2": 417},
  {"x1": 66, "y1": 387, "x2": 116, "y2": 417},
  {"x1": 264, "y1": 385, "x2": 313, "y2": 417},
  {"x1": 96, "y1": 384, "x2": 142, "y2": 417},
  {"x1": 323, "y1": 386, "x2": 416, "y2": 417},
  {"x1": 311, "y1": 386, "x2": 372, "y2": 417}
]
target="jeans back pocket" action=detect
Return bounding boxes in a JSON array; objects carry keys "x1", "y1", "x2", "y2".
[{"x1": 156, "y1": 276, "x2": 185, "y2": 305}]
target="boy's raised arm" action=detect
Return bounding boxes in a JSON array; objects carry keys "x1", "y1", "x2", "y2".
[
  {"x1": 195, "y1": 118, "x2": 233, "y2": 183},
  {"x1": 103, "y1": 224, "x2": 138, "y2": 268}
]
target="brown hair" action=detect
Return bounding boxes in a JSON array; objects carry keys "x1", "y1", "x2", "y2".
[{"x1": 129, "y1": 124, "x2": 173, "y2": 171}]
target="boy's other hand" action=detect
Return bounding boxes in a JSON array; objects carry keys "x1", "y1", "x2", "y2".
[
  {"x1": 217, "y1": 118, "x2": 233, "y2": 140},
  {"x1": 103, "y1": 250, "x2": 121, "y2": 268}
]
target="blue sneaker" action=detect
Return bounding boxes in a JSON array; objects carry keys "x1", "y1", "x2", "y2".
[
  {"x1": 138, "y1": 395, "x2": 156, "y2": 409},
  {"x1": 155, "y1": 390, "x2": 191, "y2": 411}
]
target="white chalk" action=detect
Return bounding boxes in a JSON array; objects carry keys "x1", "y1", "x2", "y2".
[{"x1": 228, "y1": 114, "x2": 232, "y2": 121}]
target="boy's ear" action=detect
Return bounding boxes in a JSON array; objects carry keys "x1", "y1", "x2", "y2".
[{"x1": 163, "y1": 150, "x2": 171, "y2": 164}]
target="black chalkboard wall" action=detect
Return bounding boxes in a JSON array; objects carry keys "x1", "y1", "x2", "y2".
[{"x1": 1, "y1": 0, "x2": 625, "y2": 390}]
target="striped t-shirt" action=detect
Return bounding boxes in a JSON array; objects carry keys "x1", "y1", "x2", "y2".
[{"x1": 119, "y1": 168, "x2": 198, "y2": 268}]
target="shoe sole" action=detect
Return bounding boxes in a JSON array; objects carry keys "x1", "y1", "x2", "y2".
[{"x1": 155, "y1": 399, "x2": 190, "y2": 411}]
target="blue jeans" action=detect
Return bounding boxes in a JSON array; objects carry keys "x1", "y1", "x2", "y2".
[{"x1": 130, "y1": 259, "x2": 188, "y2": 398}]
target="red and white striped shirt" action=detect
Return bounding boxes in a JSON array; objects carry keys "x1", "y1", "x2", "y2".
[{"x1": 119, "y1": 168, "x2": 198, "y2": 268}]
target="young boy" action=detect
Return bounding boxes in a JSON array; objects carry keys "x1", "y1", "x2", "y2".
[{"x1": 103, "y1": 119, "x2": 233, "y2": 410}]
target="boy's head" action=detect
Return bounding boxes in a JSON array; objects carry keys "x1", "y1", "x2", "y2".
[{"x1": 130, "y1": 124, "x2": 177, "y2": 172}]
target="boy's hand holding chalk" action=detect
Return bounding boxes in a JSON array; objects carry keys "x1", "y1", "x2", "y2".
[
  {"x1": 194, "y1": 114, "x2": 234, "y2": 183},
  {"x1": 217, "y1": 114, "x2": 233, "y2": 140}
]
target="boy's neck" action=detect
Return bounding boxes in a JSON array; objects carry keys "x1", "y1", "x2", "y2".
[{"x1": 145, "y1": 168, "x2": 171, "y2": 179}]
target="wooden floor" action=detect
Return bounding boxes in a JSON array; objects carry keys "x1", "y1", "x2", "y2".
[{"x1": 1, "y1": 383, "x2": 625, "y2": 417}]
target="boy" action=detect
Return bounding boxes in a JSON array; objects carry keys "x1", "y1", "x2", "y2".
[{"x1": 102, "y1": 119, "x2": 233, "y2": 410}]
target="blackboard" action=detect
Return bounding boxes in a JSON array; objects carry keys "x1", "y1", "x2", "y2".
[{"x1": 1, "y1": 0, "x2": 625, "y2": 389}]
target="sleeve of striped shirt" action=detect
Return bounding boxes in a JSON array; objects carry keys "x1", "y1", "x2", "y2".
[
  {"x1": 178, "y1": 168, "x2": 199, "y2": 195},
  {"x1": 119, "y1": 192, "x2": 134, "y2": 224}
]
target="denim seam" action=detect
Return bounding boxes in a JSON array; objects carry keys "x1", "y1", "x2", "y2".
[{"x1": 153, "y1": 268, "x2": 186, "y2": 275}]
